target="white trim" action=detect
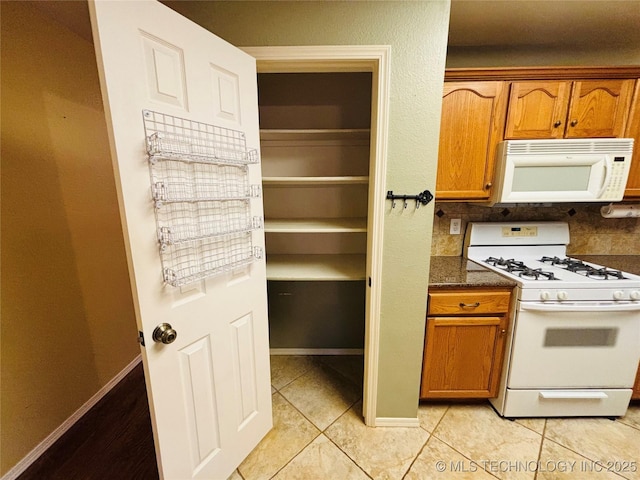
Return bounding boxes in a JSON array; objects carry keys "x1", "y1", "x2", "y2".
[
  {"x1": 244, "y1": 45, "x2": 390, "y2": 428},
  {"x1": 1, "y1": 355, "x2": 142, "y2": 480},
  {"x1": 269, "y1": 348, "x2": 364, "y2": 356},
  {"x1": 362, "y1": 46, "x2": 389, "y2": 428},
  {"x1": 374, "y1": 417, "x2": 420, "y2": 428}
]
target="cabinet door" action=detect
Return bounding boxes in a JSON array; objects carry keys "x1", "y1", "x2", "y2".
[
  {"x1": 437, "y1": 81, "x2": 508, "y2": 200},
  {"x1": 421, "y1": 315, "x2": 508, "y2": 399},
  {"x1": 565, "y1": 79, "x2": 634, "y2": 138},
  {"x1": 633, "y1": 362, "x2": 640, "y2": 400},
  {"x1": 504, "y1": 81, "x2": 571, "y2": 139},
  {"x1": 624, "y1": 80, "x2": 640, "y2": 198}
]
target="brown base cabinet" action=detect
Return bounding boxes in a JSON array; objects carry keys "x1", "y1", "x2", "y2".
[
  {"x1": 421, "y1": 288, "x2": 512, "y2": 399},
  {"x1": 633, "y1": 363, "x2": 640, "y2": 400}
]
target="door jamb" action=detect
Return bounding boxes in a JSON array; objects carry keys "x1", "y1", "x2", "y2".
[{"x1": 242, "y1": 45, "x2": 390, "y2": 426}]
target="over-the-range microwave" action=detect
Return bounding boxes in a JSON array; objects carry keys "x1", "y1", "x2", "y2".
[{"x1": 487, "y1": 138, "x2": 634, "y2": 206}]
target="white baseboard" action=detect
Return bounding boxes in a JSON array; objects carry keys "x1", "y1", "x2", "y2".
[
  {"x1": 269, "y1": 348, "x2": 364, "y2": 356},
  {"x1": 374, "y1": 417, "x2": 420, "y2": 428},
  {"x1": 1, "y1": 354, "x2": 142, "y2": 480}
]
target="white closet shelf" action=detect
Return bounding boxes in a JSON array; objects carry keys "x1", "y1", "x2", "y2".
[
  {"x1": 266, "y1": 254, "x2": 366, "y2": 281},
  {"x1": 260, "y1": 128, "x2": 370, "y2": 141},
  {"x1": 264, "y1": 217, "x2": 367, "y2": 233},
  {"x1": 262, "y1": 176, "x2": 369, "y2": 186}
]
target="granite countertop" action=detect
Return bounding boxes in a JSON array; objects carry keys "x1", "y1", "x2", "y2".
[
  {"x1": 429, "y1": 256, "x2": 518, "y2": 288},
  {"x1": 573, "y1": 255, "x2": 640, "y2": 276}
]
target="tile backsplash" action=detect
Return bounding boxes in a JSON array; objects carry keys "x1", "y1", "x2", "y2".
[{"x1": 431, "y1": 202, "x2": 640, "y2": 256}]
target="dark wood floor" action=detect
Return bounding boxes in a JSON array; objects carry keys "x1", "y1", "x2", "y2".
[{"x1": 18, "y1": 363, "x2": 159, "y2": 480}]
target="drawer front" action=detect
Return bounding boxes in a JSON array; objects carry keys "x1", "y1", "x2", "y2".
[
  {"x1": 498, "y1": 388, "x2": 632, "y2": 418},
  {"x1": 428, "y1": 290, "x2": 511, "y2": 315}
]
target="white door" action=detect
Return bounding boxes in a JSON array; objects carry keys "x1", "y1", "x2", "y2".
[{"x1": 88, "y1": 1, "x2": 272, "y2": 478}]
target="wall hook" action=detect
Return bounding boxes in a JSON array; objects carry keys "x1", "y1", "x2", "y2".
[{"x1": 387, "y1": 189, "x2": 433, "y2": 209}]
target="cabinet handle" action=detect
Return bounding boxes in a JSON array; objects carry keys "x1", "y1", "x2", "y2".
[
  {"x1": 485, "y1": 183, "x2": 492, "y2": 189},
  {"x1": 553, "y1": 120, "x2": 562, "y2": 127},
  {"x1": 570, "y1": 119, "x2": 578, "y2": 127},
  {"x1": 501, "y1": 329, "x2": 507, "y2": 335},
  {"x1": 459, "y1": 302, "x2": 480, "y2": 308}
]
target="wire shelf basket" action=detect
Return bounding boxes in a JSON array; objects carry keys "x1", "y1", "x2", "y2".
[
  {"x1": 156, "y1": 200, "x2": 262, "y2": 246},
  {"x1": 143, "y1": 109, "x2": 263, "y2": 287},
  {"x1": 150, "y1": 160, "x2": 260, "y2": 205},
  {"x1": 161, "y1": 233, "x2": 263, "y2": 287},
  {"x1": 143, "y1": 110, "x2": 259, "y2": 165}
]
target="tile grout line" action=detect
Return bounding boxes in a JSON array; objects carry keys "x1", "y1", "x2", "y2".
[
  {"x1": 268, "y1": 355, "x2": 371, "y2": 479},
  {"x1": 265, "y1": 392, "x2": 322, "y2": 480},
  {"x1": 322, "y1": 406, "x2": 375, "y2": 480},
  {"x1": 400, "y1": 432, "x2": 432, "y2": 479},
  {"x1": 532, "y1": 419, "x2": 547, "y2": 480},
  {"x1": 538, "y1": 437, "x2": 629, "y2": 480}
]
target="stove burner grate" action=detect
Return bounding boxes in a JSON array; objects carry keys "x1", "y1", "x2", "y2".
[
  {"x1": 486, "y1": 257, "x2": 558, "y2": 280},
  {"x1": 539, "y1": 256, "x2": 627, "y2": 280}
]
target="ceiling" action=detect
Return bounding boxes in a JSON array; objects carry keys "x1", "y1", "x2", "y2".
[{"x1": 29, "y1": 0, "x2": 640, "y2": 50}]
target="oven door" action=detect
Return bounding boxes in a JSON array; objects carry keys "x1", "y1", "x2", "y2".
[{"x1": 508, "y1": 301, "x2": 640, "y2": 388}]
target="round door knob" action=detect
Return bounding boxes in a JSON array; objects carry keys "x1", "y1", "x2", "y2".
[
  {"x1": 557, "y1": 291, "x2": 569, "y2": 301},
  {"x1": 570, "y1": 120, "x2": 578, "y2": 127},
  {"x1": 485, "y1": 183, "x2": 492, "y2": 189},
  {"x1": 630, "y1": 291, "x2": 640, "y2": 300},
  {"x1": 553, "y1": 120, "x2": 562, "y2": 127},
  {"x1": 153, "y1": 323, "x2": 177, "y2": 344}
]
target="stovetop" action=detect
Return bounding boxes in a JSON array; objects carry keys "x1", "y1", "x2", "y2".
[
  {"x1": 484, "y1": 255, "x2": 630, "y2": 282},
  {"x1": 464, "y1": 222, "x2": 640, "y2": 301}
]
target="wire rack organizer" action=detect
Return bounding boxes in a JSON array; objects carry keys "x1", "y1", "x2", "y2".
[{"x1": 143, "y1": 110, "x2": 263, "y2": 287}]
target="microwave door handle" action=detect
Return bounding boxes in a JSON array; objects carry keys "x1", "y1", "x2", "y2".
[
  {"x1": 597, "y1": 156, "x2": 613, "y2": 198},
  {"x1": 521, "y1": 302, "x2": 640, "y2": 312}
]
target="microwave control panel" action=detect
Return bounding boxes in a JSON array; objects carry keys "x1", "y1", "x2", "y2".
[{"x1": 602, "y1": 156, "x2": 631, "y2": 200}]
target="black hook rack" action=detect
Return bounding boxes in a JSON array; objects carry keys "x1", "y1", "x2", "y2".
[{"x1": 386, "y1": 189, "x2": 433, "y2": 209}]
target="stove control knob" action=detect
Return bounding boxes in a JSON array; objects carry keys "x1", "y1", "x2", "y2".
[
  {"x1": 540, "y1": 291, "x2": 551, "y2": 301},
  {"x1": 613, "y1": 290, "x2": 626, "y2": 300},
  {"x1": 630, "y1": 291, "x2": 640, "y2": 301},
  {"x1": 556, "y1": 291, "x2": 569, "y2": 301}
]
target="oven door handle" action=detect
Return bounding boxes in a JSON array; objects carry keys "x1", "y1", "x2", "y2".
[
  {"x1": 521, "y1": 302, "x2": 640, "y2": 312},
  {"x1": 539, "y1": 391, "x2": 608, "y2": 400}
]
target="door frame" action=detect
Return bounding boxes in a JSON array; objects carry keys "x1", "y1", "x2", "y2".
[{"x1": 242, "y1": 45, "x2": 390, "y2": 426}]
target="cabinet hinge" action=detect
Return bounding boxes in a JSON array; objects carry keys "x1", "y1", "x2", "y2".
[
  {"x1": 138, "y1": 331, "x2": 146, "y2": 347},
  {"x1": 368, "y1": 277, "x2": 372, "y2": 287}
]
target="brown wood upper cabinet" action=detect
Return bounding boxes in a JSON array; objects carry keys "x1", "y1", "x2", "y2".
[
  {"x1": 624, "y1": 80, "x2": 640, "y2": 198},
  {"x1": 505, "y1": 79, "x2": 635, "y2": 140},
  {"x1": 436, "y1": 81, "x2": 508, "y2": 201},
  {"x1": 437, "y1": 68, "x2": 640, "y2": 201}
]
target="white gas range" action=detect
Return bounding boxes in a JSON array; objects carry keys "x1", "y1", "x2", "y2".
[{"x1": 465, "y1": 222, "x2": 640, "y2": 418}]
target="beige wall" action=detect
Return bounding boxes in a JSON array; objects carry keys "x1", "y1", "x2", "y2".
[
  {"x1": 163, "y1": 0, "x2": 451, "y2": 419},
  {"x1": 0, "y1": 2, "x2": 137, "y2": 474},
  {"x1": 447, "y1": 45, "x2": 640, "y2": 68}
]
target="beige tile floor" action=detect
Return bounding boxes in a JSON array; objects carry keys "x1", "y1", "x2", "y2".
[{"x1": 229, "y1": 355, "x2": 640, "y2": 480}]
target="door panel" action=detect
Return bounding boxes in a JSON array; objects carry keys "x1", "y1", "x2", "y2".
[
  {"x1": 141, "y1": 33, "x2": 189, "y2": 109},
  {"x1": 88, "y1": 1, "x2": 271, "y2": 478},
  {"x1": 437, "y1": 81, "x2": 508, "y2": 200},
  {"x1": 566, "y1": 79, "x2": 634, "y2": 138},
  {"x1": 504, "y1": 81, "x2": 571, "y2": 139}
]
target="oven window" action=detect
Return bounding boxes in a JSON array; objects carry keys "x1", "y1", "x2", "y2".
[
  {"x1": 512, "y1": 166, "x2": 591, "y2": 192},
  {"x1": 544, "y1": 328, "x2": 618, "y2": 347}
]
